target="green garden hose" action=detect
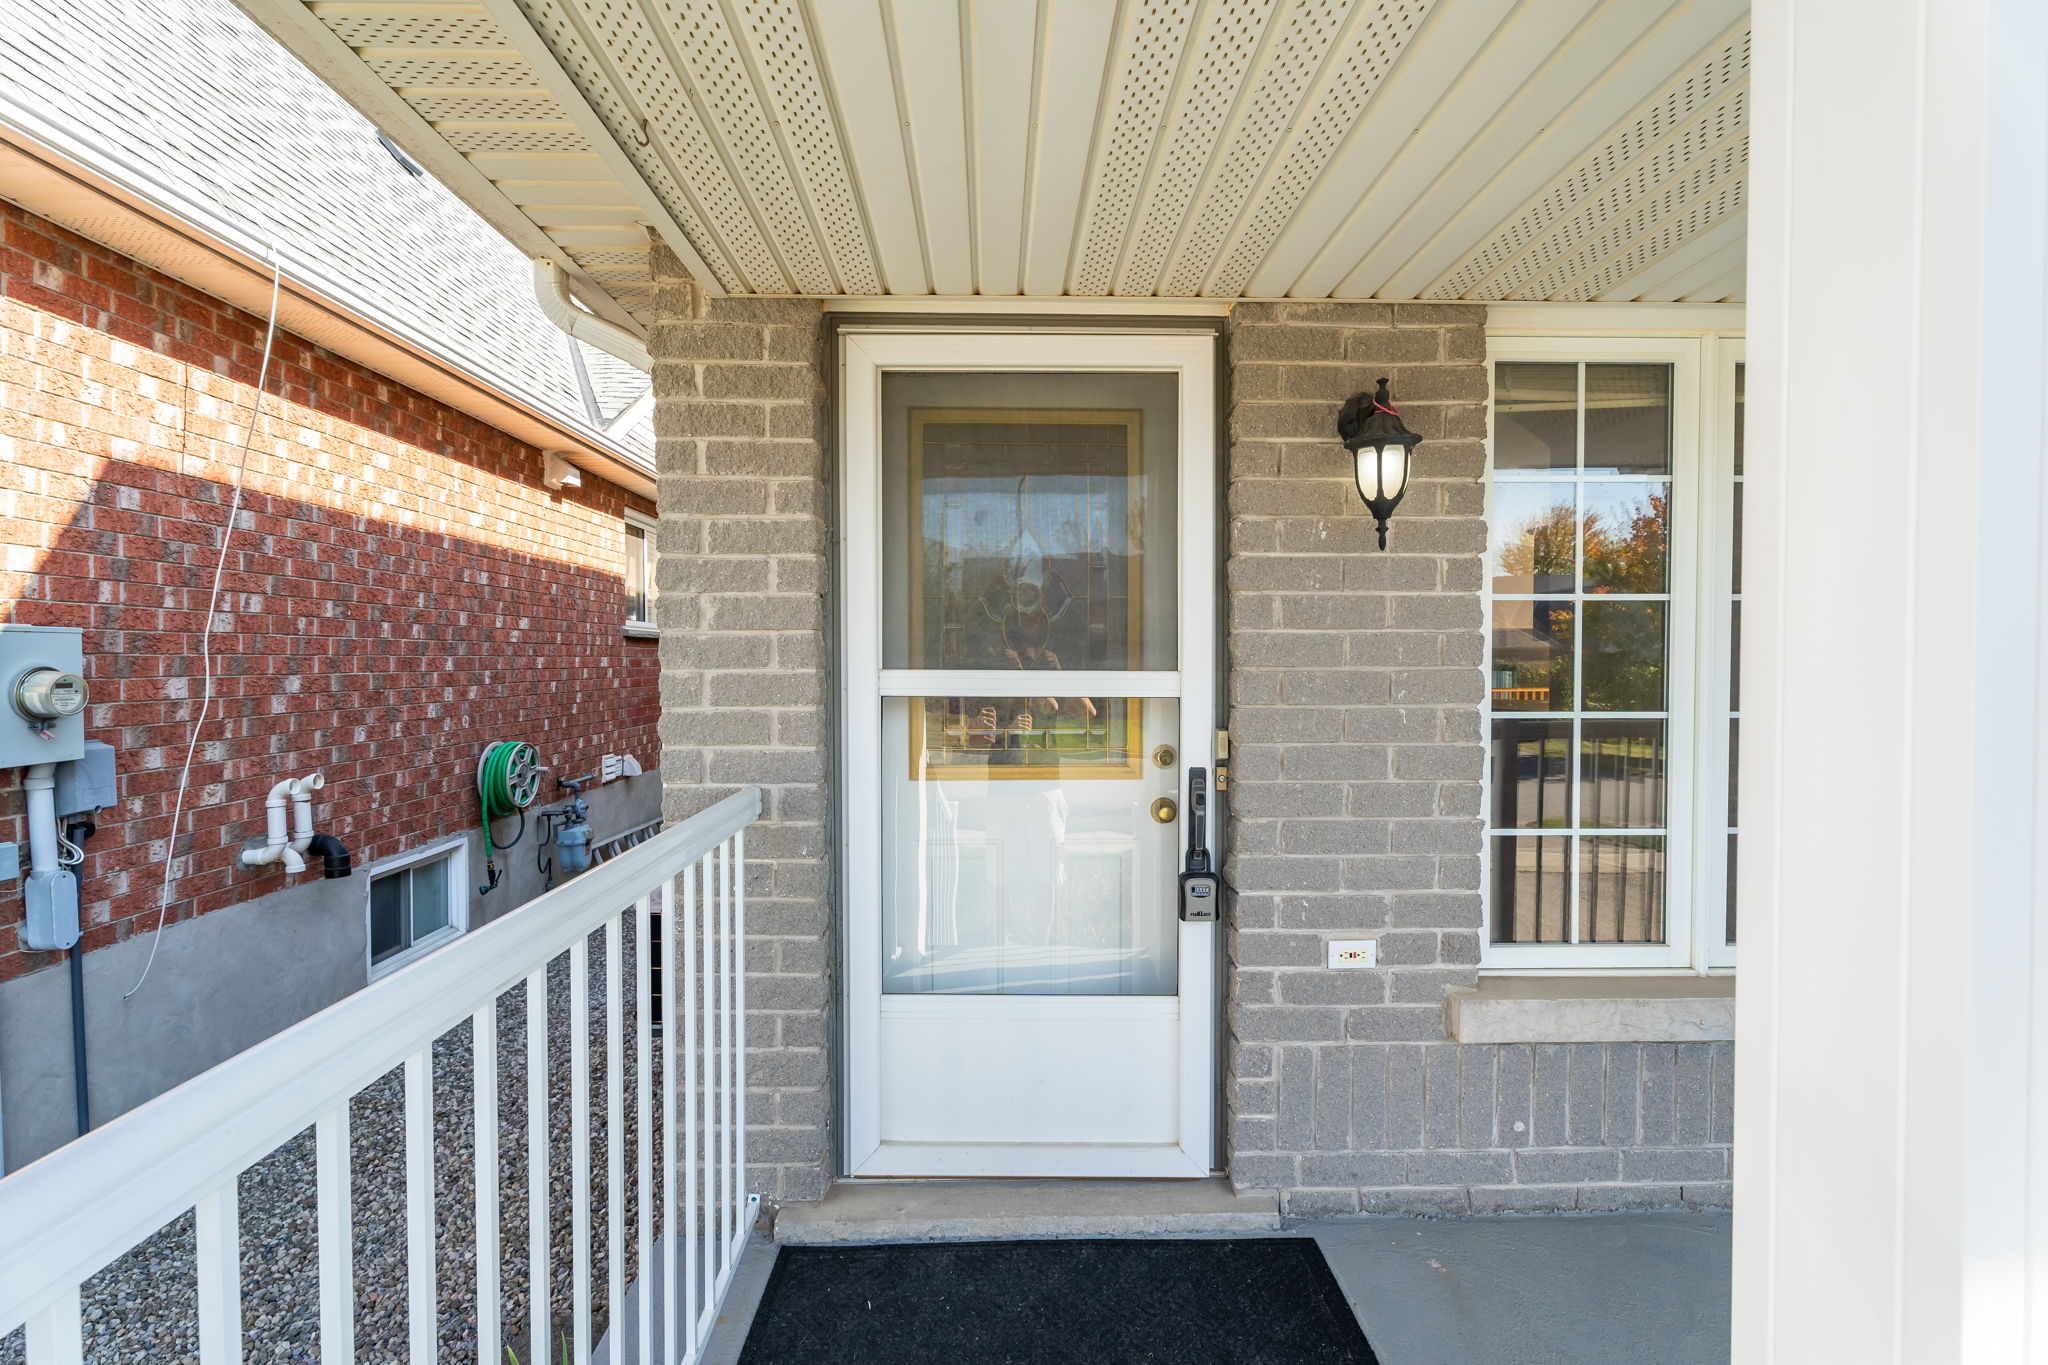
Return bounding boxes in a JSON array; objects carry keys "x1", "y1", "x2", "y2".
[{"x1": 477, "y1": 740, "x2": 542, "y2": 894}]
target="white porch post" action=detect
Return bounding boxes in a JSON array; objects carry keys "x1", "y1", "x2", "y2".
[{"x1": 1738, "y1": 0, "x2": 2048, "y2": 1359}]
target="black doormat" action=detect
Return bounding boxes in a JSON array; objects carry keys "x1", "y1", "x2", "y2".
[{"x1": 737, "y1": 1237, "x2": 1379, "y2": 1364}]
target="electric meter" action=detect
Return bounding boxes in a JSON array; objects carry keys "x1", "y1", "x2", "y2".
[
  {"x1": 0, "y1": 626, "x2": 87, "y2": 764},
  {"x1": 14, "y1": 667, "x2": 88, "y2": 721}
]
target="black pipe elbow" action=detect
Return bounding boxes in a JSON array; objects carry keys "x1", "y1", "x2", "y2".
[{"x1": 307, "y1": 833, "x2": 353, "y2": 879}]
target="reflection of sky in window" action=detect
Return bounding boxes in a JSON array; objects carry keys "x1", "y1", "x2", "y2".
[{"x1": 923, "y1": 478, "x2": 1125, "y2": 577}]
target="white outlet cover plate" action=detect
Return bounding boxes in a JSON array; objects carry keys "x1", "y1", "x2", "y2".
[{"x1": 1328, "y1": 938, "x2": 1377, "y2": 969}]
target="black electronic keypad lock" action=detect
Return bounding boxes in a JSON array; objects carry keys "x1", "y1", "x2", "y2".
[{"x1": 1179, "y1": 766, "x2": 1220, "y2": 922}]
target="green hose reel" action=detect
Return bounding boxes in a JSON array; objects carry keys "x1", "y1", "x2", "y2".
[{"x1": 477, "y1": 740, "x2": 542, "y2": 894}]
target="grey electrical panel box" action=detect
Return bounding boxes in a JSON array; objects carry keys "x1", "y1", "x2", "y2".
[
  {"x1": 54, "y1": 740, "x2": 117, "y2": 815},
  {"x1": 0, "y1": 624, "x2": 87, "y2": 767},
  {"x1": 0, "y1": 842, "x2": 17, "y2": 881}
]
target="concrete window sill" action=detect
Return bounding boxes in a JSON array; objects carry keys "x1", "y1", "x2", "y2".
[
  {"x1": 1449, "y1": 976, "x2": 1735, "y2": 1045},
  {"x1": 622, "y1": 621, "x2": 660, "y2": 640}
]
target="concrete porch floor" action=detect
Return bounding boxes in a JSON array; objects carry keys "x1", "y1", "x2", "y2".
[{"x1": 703, "y1": 1196, "x2": 1731, "y2": 1364}]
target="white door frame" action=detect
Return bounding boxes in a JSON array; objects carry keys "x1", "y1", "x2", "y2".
[{"x1": 837, "y1": 328, "x2": 1217, "y2": 1178}]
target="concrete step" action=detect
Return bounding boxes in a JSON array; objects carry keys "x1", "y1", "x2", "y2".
[{"x1": 772, "y1": 1176, "x2": 1280, "y2": 1244}]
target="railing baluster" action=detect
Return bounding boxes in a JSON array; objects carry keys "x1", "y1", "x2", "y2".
[
  {"x1": 571, "y1": 933, "x2": 592, "y2": 1364},
  {"x1": 721, "y1": 837, "x2": 737, "y2": 1272},
  {"x1": 526, "y1": 966, "x2": 551, "y2": 1365},
  {"x1": 404, "y1": 1049, "x2": 436, "y2": 1363},
  {"x1": 23, "y1": 1284, "x2": 83, "y2": 1365},
  {"x1": 705, "y1": 848, "x2": 722, "y2": 1330},
  {"x1": 0, "y1": 791, "x2": 763, "y2": 1365},
  {"x1": 733, "y1": 826, "x2": 748, "y2": 1261},
  {"x1": 683, "y1": 856, "x2": 701, "y2": 1355},
  {"x1": 634, "y1": 892, "x2": 653, "y2": 1365},
  {"x1": 474, "y1": 1002, "x2": 502, "y2": 1365},
  {"x1": 315, "y1": 1105, "x2": 355, "y2": 1361},
  {"x1": 195, "y1": 1183, "x2": 242, "y2": 1363},
  {"x1": 605, "y1": 914, "x2": 624, "y2": 1365},
  {"x1": 660, "y1": 875, "x2": 678, "y2": 1365}
]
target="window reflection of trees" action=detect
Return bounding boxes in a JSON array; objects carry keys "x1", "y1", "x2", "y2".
[
  {"x1": 1491, "y1": 486, "x2": 1671, "y2": 944},
  {"x1": 1495, "y1": 491, "x2": 1668, "y2": 593}
]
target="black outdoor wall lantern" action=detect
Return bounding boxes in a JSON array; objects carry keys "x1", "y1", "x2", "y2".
[{"x1": 1338, "y1": 377, "x2": 1423, "y2": 550}]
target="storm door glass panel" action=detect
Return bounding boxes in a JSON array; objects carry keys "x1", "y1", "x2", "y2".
[
  {"x1": 1489, "y1": 361, "x2": 1674, "y2": 945},
  {"x1": 880, "y1": 372, "x2": 1180, "y2": 672},
  {"x1": 880, "y1": 696, "x2": 1180, "y2": 995}
]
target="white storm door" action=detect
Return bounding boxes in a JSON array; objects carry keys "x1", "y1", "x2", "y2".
[{"x1": 841, "y1": 331, "x2": 1216, "y2": 1178}]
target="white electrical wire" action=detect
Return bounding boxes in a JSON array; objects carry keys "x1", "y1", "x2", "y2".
[
  {"x1": 124, "y1": 256, "x2": 284, "y2": 999},
  {"x1": 56, "y1": 829, "x2": 85, "y2": 867}
]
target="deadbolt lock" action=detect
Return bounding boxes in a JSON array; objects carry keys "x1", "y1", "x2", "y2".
[
  {"x1": 1150, "y1": 797, "x2": 1178, "y2": 824},
  {"x1": 1152, "y1": 744, "x2": 1177, "y2": 768}
]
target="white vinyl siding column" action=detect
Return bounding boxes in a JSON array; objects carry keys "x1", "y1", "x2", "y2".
[{"x1": 1735, "y1": 0, "x2": 2048, "y2": 1356}]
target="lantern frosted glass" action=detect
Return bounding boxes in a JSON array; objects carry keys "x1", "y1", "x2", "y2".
[{"x1": 1355, "y1": 444, "x2": 1409, "y2": 504}]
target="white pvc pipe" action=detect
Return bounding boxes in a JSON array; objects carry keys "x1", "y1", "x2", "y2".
[
  {"x1": 241, "y1": 778, "x2": 298, "y2": 869},
  {"x1": 23, "y1": 764, "x2": 57, "y2": 876},
  {"x1": 289, "y1": 772, "x2": 324, "y2": 853},
  {"x1": 11, "y1": 764, "x2": 59, "y2": 1177}
]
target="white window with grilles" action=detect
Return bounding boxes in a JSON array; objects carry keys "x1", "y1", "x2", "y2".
[{"x1": 1484, "y1": 333, "x2": 1743, "y2": 972}]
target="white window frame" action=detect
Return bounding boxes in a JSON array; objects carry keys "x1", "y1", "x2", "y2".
[
  {"x1": 365, "y1": 836, "x2": 470, "y2": 980},
  {"x1": 1482, "y1": 329, "x2": 1743, "y2": 975},
  {"x1": 623, "y1": 509, "x2": 658, "y2": 637},
  {"x1": 1700, "y1": 339, "x2": 1743, "y2": 972}
]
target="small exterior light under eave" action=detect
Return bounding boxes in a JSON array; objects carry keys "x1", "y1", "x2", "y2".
[{"x1": 1338, "y1": 377, "x2": 1423, "y2": 550}]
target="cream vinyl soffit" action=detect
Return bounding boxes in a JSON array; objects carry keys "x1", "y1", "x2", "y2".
[{"x1": 243, "y1": 0, "x2": 1749, "y2": 309}]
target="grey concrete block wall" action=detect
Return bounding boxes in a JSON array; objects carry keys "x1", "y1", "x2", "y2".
[
  {"x1": 1222, "y1": 301, "x2": 1732, "y2": 1214},
  {"x1": 648, "y1": 245, "x2": 832, "y2": 1203}
]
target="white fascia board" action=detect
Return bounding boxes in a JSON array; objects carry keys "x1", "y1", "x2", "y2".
[
  {"x1": 1486, "y1": 301, "x2": 1748, "y2": 334},
  {"x1": 0, "y1": 127, "x2": 655, "y2": 495},
  {"x1": 823, "y1": 296, "x2": 1234, "y2": 316}
]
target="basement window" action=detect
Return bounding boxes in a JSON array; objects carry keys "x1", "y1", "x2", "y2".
[
  {"x1": 624, "y1": 511, "x2": 657, "y2": 636},
  {"x1": 368, "y1": 839, "x2": 467, "y2": 979}
]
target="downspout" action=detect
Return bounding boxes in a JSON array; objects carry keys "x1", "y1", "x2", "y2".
[{"x1": 532, "y1": 260, "x2": 651, "y2": 372}]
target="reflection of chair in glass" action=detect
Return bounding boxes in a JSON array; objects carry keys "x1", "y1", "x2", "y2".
[
  {"x1": 1007, "y1": 789, "x2": 1066, "y2": 962},
  {"x1": 919, "y1": 786, "x2": 960, "y2": 952}
]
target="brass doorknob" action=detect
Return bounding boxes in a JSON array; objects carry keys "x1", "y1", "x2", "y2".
[{"x1": 1151, "y1": 797, "x2": 1178, "y2": 823}]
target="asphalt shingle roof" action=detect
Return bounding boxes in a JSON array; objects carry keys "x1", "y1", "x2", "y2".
[{"x1": 0, "y1": 0, "x2": 652, "y2": 463}]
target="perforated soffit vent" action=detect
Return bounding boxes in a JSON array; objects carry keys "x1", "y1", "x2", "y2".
[{"x1": 285, "y1": 0, "x2": 1749, "y2": 305}]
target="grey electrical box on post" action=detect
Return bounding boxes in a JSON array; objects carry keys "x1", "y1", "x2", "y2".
[
  {"x1": 0, "y1": 624, "x2": 88, "y2": 767},
  {"x1": 55, "y1": 740, "x2": 117, "y2": 815},
  {"x1": 25, "y1": 873, "x2": 80, "y2": 951}
]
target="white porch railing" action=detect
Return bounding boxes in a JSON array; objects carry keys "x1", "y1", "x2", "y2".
[{"x1": 0, "y1": 787, "x2": 761, "y2": 1365}]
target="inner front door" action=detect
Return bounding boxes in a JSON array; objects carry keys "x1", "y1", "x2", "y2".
[{"x1": 842, "y1": 330, "x2": 1216, "y2": 1177}]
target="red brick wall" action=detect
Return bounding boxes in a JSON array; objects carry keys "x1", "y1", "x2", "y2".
[{"x1": 0, "y1": 202, "x2": 660, "y2": 981}]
